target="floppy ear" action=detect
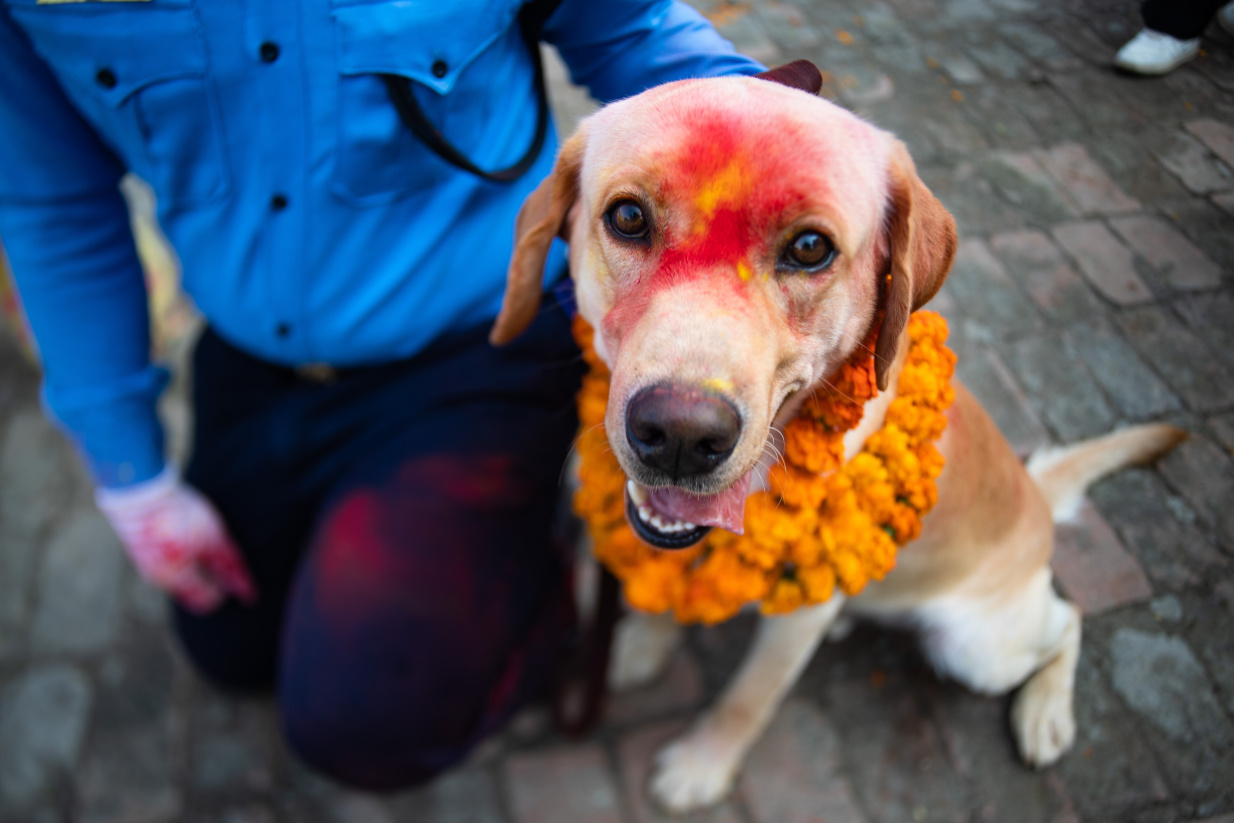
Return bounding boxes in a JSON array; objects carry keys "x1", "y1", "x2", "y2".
[
  {"x1": 874, "y1": 140, "x2": 957, "y2": 390},
  {"x1": 754, "y1": 59, "x2": 823, "y2": 95},
  {"x1": 489, "y1": 130, "x2": 586, "y2": 345}
]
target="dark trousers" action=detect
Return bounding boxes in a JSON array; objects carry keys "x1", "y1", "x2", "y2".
[
  {"x1": 1143, "y1": 0, "x2": 1227, "y2": 39},
  {"x1": 176, "y1": 302, "x2": 584, "y2": 791}
]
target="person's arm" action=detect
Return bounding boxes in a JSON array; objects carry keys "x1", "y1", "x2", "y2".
[
  {"x1": 543, "y1": 0, "x2": 766, "y2": 105},
  {"x1": 0, "y1": 7, "x2": 163, "y2": 490},
  {"x1": 0, "y1": 9, "x2": 254, "y2": 612}
]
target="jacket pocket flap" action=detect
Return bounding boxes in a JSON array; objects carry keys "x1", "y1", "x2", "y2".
[
  {"x1": 9, "y1": 2, "x2": 206, "y2": 106},
  {"x1": 334, "y1": 0, "x2": 519, "y2": 94}
]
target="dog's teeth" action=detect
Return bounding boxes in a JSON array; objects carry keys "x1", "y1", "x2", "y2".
[
  {"x1": 638, "y1": 504, "x2": 653, "y2": 524},
  {"x1": 627, "y1": 480, "x2": 649, "y2": 505},
  {"x1": 683, "y1": 522, "x2": 695, "y2": 530}
]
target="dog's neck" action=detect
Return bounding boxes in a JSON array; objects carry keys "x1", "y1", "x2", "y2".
[
  {"x1": 755, "y1": 332, "x2": 909, "y2": 494},
  {"x1": 841, "y1": 332, "x2": 910, "y2": 463}
]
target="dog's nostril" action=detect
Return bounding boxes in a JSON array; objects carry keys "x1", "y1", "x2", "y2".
[{"x1": 626, "y1": 383, "x2": 742, "y2": 478}]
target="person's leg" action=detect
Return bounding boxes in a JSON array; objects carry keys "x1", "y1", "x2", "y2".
[
  {"x1": 1142, "y1": 0, "x2": 1227, "y2": 39},
  {"x1": 175, "y1": 328, "x2": 339, "y2": 691},
  {"x1": 272, "y1": 308, "x2": 584, "y2": 790}
]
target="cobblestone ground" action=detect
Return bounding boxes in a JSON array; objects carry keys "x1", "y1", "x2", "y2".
[{"x1": 3, "y1": 1, "x2": 1234, "y2": 821}]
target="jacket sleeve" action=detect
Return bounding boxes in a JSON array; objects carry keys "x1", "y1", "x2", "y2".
[
  {"x1": 0, "y1": 7, "x2": 167, "y2": 489},
  {"x1": 543, "y1": 0, "x2": 766, "y2": 104}
]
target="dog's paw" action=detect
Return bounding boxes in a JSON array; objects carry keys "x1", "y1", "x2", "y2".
[
  {"x1": 649, "y1": 730, "x2": 740, "y2": 814},
  {"x1": 1010, "y1": 674, "x2": 1076, "y2": 768},
  {"x1": 608, "y1": 613, "x2": 683, "y2": 691}
]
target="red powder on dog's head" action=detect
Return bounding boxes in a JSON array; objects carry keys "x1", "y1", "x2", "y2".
[{"x1": 656, "y1": 113, "x2": 807, "y2": 283}]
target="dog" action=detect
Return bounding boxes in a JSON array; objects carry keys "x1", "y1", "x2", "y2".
[{"x1": 489, "y1": 61, "x2": 1185, "y2": 813}]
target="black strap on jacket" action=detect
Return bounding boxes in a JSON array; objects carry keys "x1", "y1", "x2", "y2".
[{"x1": 379, "y1": 0, "x2": 565, "y2": 183}]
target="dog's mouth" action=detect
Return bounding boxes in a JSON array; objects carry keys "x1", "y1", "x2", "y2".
[{"x1": 623, "y1": 473, "x2": 753, "y2": 550}]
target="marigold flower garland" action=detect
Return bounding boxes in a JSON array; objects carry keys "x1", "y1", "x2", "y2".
[{"x1": 572, "y1": 311, "x2": 956, "y2": 624}]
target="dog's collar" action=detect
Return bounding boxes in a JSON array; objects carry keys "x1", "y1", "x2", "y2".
[{"x1": 573, "y1": 312, "x2": 956, "y2": 624}]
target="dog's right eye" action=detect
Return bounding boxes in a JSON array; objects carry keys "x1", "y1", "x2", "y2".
[{"x1": 607, "y1": 200, "x2": 649, "y2": 240}]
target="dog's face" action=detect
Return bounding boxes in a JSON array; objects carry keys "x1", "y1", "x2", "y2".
[{"x1": 492, "y1": 71, "x2": 955, "y2": 551}]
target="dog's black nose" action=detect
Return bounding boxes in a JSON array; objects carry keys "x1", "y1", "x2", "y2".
[{"x1": 625, "y1": 383, "x2": 741, "y2": 478}]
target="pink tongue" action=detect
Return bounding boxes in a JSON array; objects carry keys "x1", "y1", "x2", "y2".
[{"x1": 647, "y1": 472, "x2": 753, "y2": 535}]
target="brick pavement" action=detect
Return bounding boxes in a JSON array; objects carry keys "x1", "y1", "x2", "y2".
[{"x1": 2, "y1": 0, "x2": 1233, "y2": 820}]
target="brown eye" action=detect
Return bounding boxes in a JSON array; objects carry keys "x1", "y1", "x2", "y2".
[
  {"x1": 785, "y1": 231, "x2": 837, "y2": 270},
  {"x1": 608, "y1": 200, "x2": 648, "y2": 239}
]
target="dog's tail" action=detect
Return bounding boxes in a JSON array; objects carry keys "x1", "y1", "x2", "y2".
[{"x1": 1025, "y1": 424, "x2": 1188, "y2": 522}]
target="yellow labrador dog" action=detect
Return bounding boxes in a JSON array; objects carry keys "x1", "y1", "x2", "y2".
[{"x1": 490, "y1": 62, "x2": 1183, "y2": 813}]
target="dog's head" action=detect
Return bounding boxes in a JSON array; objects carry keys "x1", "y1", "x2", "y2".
[{"x1": 492, "y1": 63, "x2": 956, "y2": 550}]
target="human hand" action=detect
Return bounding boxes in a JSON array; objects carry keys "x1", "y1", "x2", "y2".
[{"x1": 96, "y1": 466, "x2": 257, "y2": 613}]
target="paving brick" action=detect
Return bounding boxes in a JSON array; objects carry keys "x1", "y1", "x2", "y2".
[
  {"x1": 919, "y1": 162, "x2": 1028, "y2": 237},
  {"x1": 1157, "y1": 197, "x2": 1234, "y2": 274},
  {"x1": 938, "y1": 52, "x2": 983, "y2": 85},
  {"x1": 29, "y1": 507, "x2": 125, "y2": 656},
  {"x1": 1108, "y1": 215, "x2": 1223, "y2": 291},
  {"x1": 1114, "y1": 306, "x2": 1234, "y2": 414},
  {"x1": 0, "y1": 664, "x2": 92, "y2": 811},
  {"x1": 977, "y1": 151, "x2": 1078, "y2": 222},
  {"x1": 1050, "y1": 74, "x2": 1144, "y2": 135},
  {"x1": 1063, "y1": 318, "x2": 1181, "y2": 420},
  {"x1": 1052, "y1": 221, "x2": 1155, "y2": 305},
  {"x1": 1050, "y1": 502, "x2": 1153, "y2": 615},
  {"x1": 504, "y1": 744, "x2": 624, "y2": 823},
  {"x1": 1181, "y1": 587, "x2": 1234, "y2": 719},
  {"x1": 387, "y1": 767, "x2": 507, "y2": 823},
  {"x1": 1158, "y1": 433, "x2": 1234, "y2": 552},
  {"x1": 1210, "y1": 411, "x2": 1234, "y2": 453},
  {"x1": 942, "y1": 239, "x2": 1043, "y2": 339},
  {"x1": 1153, "y1": 131, "x2": 1234, "y2": 195},
  {"x1": 742, "y1": 698, "x2": 868, "y2": 823},
  {"x1": 960, "y1": 86, "x2": 1041, "y2": 149},
  {"x1": 1086, "y1": 131, "x2": 1194, "y2": 205},
  {"x1": 930, "y1": 684, "x2": 1075, "y2": 823},
  {"x1": 1174, "y1": 291, "x2": 1234, "y2": 374},
  {"x1": 752, "y1": 3, "x2": 822, "y2": 51},
  {"x1": 191, "y1": 691, "x2": 277, "y2": 794},
  {"x1": 989, "y1": 230, "x2": 1104, "y2": 324},
  {"x1": 615, "y1": 721, "x2": 743, "y2": 823},
  {"x1": 708, "y1": 11, "x2": 781, "y2": 65},
  {"x1": 605, "y1": 648, "x2": 704, "y2": 727},
  {"x1": 1089, "y1": 469, "x2": 1228, "y2": 592},
  {"x1": 1007, "y1": 84, "x2": 1087, "y2": 144},
  {"x1": 1214, "y1": 191, "x2": 1234, "y2": 217},
  {"x1": 1003, "y1": 334, "x2": 1118, "y2": 442},
  {"x1": 1106, "y1": 628, "x2": 1234, "y2": 796},
  {"x1": 1055, "y1": 653, "x2": 1170, "y2": 821},
  {"x1": 0, "y1": 409, "x2": 79, "y2": 659},
  {"x1": 1186, "y1": 119, "x2": 1234, "y2": 170},
  {"x1": 961, "y1": 36, "x2": 1032, "y2": 81},
  {"x1": 997, "y1": 22, "x2": 1083, "y2": 71},
  {"x1": 954, "y1": 346, "x2": 1051, "y2": 457},
  {"x1": 1034, "y1": 144, "x2": 1140, "y2": 216}
]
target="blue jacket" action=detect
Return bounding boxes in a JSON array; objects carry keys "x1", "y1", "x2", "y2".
[{"x1": 0, "y1": 0, "x2": 763, "y2": 488}]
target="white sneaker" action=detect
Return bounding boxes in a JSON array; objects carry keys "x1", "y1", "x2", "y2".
[
  {"x1": 1219, "y1": 3, "x2": 1234, "y2": 37},
  {"x1": 1114, "y1": 28, "x2": 1201, "y2": 75}
]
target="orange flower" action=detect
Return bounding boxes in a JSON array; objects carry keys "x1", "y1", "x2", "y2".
[{"x1": 572, "y1": 311, "x2": 954, "y2": 623}]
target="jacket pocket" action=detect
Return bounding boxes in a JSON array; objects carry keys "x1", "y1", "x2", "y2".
[
  {"x1": 8, "y1": 0, "x2": 230, "y2": 211},
  {"x1": 331, "y1": 0, "x2": 521, "y2": 205}
]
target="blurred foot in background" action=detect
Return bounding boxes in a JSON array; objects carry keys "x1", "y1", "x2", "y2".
[{"x1": 1115, "y1": 0, "x2": 1234, "y2": 75}]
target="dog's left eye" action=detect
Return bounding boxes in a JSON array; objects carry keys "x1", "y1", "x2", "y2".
[
  {"x1": 783, "y1": 231, "x2": 837, "y2": 271},
  {"x1": 607, "y1": 200, "x2": 649, "y2": 240}
]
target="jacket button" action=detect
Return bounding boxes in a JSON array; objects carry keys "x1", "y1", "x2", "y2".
[
  {"x1": 95, "y1": 68, "x2": 117, "y2": 89},
  {"x1": 270, "y1": 194, "x2": 289, "y2": 211},
  {"x1": 431, "y1": 59, "x2": 448, "y2": 78},
  {"x1": 260, "y1": 41, "x2": 280, "y2": 63},
  {"x1": 276, "y1": 323, "x2": 291, "y2": 338}
]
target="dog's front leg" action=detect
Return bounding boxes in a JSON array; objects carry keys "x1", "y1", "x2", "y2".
[{"x1": 649, "y1": 595, "x2": 847, "y2": 813}]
